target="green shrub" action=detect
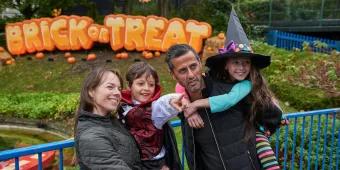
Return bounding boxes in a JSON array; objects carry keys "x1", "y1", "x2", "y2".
[
  {"x1": 252, "y1": 41, "x2": 339, "y2": 111},
  {"x1": 271, "y1": 114, "x2": 339, "y2": 169},
  {"x1": 0, "y1": 92, "x2": 78, "y2": 119},
  {"x1": 270, "y1": 83, "x2": 339, "y2": 111}
]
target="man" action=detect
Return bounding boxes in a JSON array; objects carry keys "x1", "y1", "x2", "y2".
[{"x1": 165, "y1": 44, "x2": 260, "y2": 170}]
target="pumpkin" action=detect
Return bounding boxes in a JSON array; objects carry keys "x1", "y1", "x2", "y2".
[
  {"x1": 64, "y1": 52, "x2": 72, "y2": 58},
  {"x1": 5, "y1": 59, "x2": 13, "y2": 65},
  {"x1": 207, "y1": 47, "x2": 213, "y2": 51},
  {"x1": 121, "y1": 52, "x2": 128, "y2": 59},
  {"x1": 218, "y1": 32, "x2": 225, "y2": 39},
  {"x1": 67, "y1": 57, "x2": 76, "y2": 64},
  {"x1": 35, "y1": 52, "x2": 44, "y2": 59},
  {"x1": 144, "y1": 52, "x2": 153, "y2": 59},
  {"x1": 87, "y1": 53, "x2": 96, "y2": 61},
  {"x1": 0, "y1": 46, "x2": 4, "y2": 52},
  {"x1": 142, "y1": 51, "x2": 148, "y2": 57},
  {"x1": 154, "y1": 51, "x2": 161, "y2": 57},
  {"x1": 115, "y1": 53, "x2": 122, "y2": 59}
]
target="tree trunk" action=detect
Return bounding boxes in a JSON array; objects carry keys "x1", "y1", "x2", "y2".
[
  {"x1": 120, "y1": 0, "x2": 127, "y2": 13},
  {"x1": 127, "y1": 0, "x2": 134, "y2": 14},
  {"x1": 158, "y1": 0, "x2": 170, "y2": 17},
  {"x1": 285, "y1": 0, "x2": 291, "y2": 20}
]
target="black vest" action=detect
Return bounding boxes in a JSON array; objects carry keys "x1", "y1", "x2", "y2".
[{"x1": 181, "y1": 76, "x2": 260, "y2": 170}]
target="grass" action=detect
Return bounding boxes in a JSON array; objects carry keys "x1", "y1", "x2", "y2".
[{"x1": 0, "y1": 50, "x2": 176, "y2": 94}]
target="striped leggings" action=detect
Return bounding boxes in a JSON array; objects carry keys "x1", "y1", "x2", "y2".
[{"x1": 256, "y1": 131, "x2": 281, "y2": 170}]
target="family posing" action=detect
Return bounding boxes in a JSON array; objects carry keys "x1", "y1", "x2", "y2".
[{"x1": 74, "y1": 9, "x2": 287, "y2": 170}]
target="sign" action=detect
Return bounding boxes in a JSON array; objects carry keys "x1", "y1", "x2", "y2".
[{"x1": 5, "y1": 14, "x2": 212, "y2": 55}]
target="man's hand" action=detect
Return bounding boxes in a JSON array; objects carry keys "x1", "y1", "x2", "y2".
[
  {"x1": 187, "y1": 113, "x2": 204, "y2": 128},
  {"x1": 183, "y1": 102, "x2": 198, "y2": 118}
]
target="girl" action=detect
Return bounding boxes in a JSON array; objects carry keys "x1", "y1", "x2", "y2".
[
  {"x1": 74, "y1": 67, "x2": 141, "y2": 170},
  {"x1": 183, "y1": 9, "x2": 288, "y2": 170},
  {"x1": 200, "y1": 56, "x2": 286, "y2": 170},
  {"x1": 118, "y1": 61, "x2": 182, "y2": 170}
]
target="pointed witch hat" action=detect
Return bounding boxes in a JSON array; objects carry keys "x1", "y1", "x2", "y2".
[{"x1": 206, "y1": 8, "x2": 270, "y2": 69}]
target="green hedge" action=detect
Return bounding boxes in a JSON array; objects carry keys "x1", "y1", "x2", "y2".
[
  {"x1": 271, "y1": 114, "x2": 339, "y2": 169},
  {"x1": 0, "y1": 92, "x2": 78, "y2": 119},
  {"x1": 253, "y1": 41, "x2": 340, "y2": 111},
  {"x1": 270, "y1": 83, "x2": 340, "y2": 111}
]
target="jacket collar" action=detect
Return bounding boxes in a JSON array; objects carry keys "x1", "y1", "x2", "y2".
[{"x1": 78, "y1": 109, "x2": 112, "y2": 123}]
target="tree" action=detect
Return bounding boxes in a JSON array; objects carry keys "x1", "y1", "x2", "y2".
[
  {"x1": 157, "y1": 0, "x2": 170, "y2": 17},
  {"x1": 1, "y1": 0, "x2": 79, "y2": 19}
]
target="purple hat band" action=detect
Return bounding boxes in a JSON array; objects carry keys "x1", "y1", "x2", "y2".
[{"x1": 218, "y1": 40, "x2": 252, "y2": 54}]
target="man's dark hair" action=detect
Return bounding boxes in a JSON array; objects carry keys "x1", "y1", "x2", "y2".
[{"x1": 165, "y1": 44, "x2": 200, "y2": 71}]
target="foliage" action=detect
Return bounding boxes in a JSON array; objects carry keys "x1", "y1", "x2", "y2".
[
  {"x1": 271, "y1": 114, "x2": 340, "y2": 169},
  {"x1": 0, "y1": 0, "x2": 84, "y2": 19},
  {"x1": 253, "y1": 41, "x2": 340, "y2": 110},
  {"x1": 0, "y1": 92, "x2": 78, "y2": 119}
]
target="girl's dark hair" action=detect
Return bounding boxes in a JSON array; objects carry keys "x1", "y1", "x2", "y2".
[
  {"x1": 244, "y1": 66, "x2": 277, "y2": 141},
  {"x1": 125, "y1": 61, "x2": 159, "y2": 86},
  {"x1": 74, "y1": 67, "x2": 123, "y2": 136},
  {"x1": 208, "y1": 58, "x2": 278, "y2": 142}
]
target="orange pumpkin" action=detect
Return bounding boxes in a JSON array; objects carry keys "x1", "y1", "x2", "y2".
[
  {"x1": 64, "y1": 52, "x2": 72, "y2": 58},
  {"x1": 154, "y1": 51, "x2": 161, "y2": 57},
  {"x1": 87, "y1": 53, "x2": 96, "y2": 61},
  {"x1": 67, "y1": 57, "x2": 76, "y2": 64},
  {"x1": 207, "y1": 47, "x2": 213, "y2": 51},
  {"x1": 218, "y1": 32, "x2": 225, "y2": 39},
  {"x1": 0, "y1": 46, "x2": 4, "y2": 52},
  {"x1": 121, "y1": 52, "x2": 128, "y2": 59},
  {"x1": 5, "y1": 59, "x2": 13, "y2": 65},
  {"x1": 142, "y1": 51, "x2": 148, "y2": 57},
  {"x1": 144, "y1": 52, "x2": 153, "y2": 59},
  {"x1": 115, "y1": 53, "x2": 122, "y2": 59},
  {"x1": 35, "y1": 52, "x2": 44, "y2": 59}
]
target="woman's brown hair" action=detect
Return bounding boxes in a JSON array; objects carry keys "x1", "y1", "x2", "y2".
[{"x1": 74, "y1": 67, "x2": 123, "y2": 136}]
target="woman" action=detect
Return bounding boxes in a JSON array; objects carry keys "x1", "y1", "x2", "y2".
[{"x1": 74, "y1": 67, "x2": 141, "y2": 170}]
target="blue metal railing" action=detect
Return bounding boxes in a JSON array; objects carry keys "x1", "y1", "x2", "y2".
[
  {"x1": 266, "y1": 30, "x2": 340, "y2": 53},
  {"x1": 0, "y1": 108, "x2": 339, "y2": 170}
]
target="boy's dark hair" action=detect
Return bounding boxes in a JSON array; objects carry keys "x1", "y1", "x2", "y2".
[
  {"x1": 165, "y1": 44, "x2": 200, "y2": 71},
  {"x1": 126, "y1": 61, "x2": 159, "y2": 86}
]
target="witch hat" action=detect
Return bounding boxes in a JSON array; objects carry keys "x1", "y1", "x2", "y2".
[{"x1": 206, "y1": 8, "x2": 270, "y2": 69}]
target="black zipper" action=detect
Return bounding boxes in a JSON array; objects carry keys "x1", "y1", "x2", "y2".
[
  {"x1": 204, "y1": 109, "x2": 227, "y2": 170},
  {"x1": 247, "y1": 150, "x2": 256, "y2": 170}
]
